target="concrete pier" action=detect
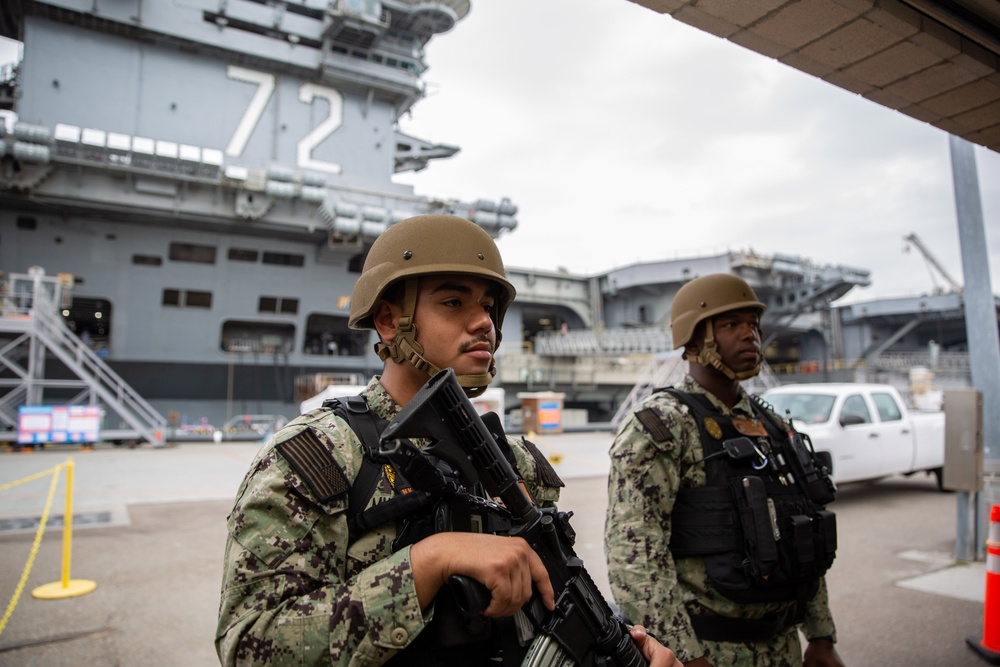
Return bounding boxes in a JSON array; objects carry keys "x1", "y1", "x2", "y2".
[{"x1": 0, "y1": 434, "x2": 986, "y2": 665}]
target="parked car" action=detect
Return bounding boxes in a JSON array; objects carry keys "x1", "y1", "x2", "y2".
[
  {"x1": 217, "y1": 414, "x2": 288, "y2": 442},
  {"x1": 761, "y1": 383, "x2": 945, "y2": 489}
]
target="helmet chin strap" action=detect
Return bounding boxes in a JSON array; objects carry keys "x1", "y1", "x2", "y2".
[
  {"x1": 374, "y1": 278, "x2": 496, "y2": 398},
  {"x1": 683, "y1": 320, "x2": 761, "y2": 382}
]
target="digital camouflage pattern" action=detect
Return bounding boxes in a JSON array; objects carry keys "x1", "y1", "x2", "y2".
[
  {"x1": 605, "y1": 375, "x2": 836, "y2": 666},
  {"x1": 216, "y1": 376, "x2": 561, "y2": 666}
]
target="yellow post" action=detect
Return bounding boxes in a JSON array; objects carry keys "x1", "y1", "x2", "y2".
[{"x1": 32, "y1": 457, "x2": 97, "y2": 599}]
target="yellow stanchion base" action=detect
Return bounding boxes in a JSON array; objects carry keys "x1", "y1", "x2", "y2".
[{"x1": 31, "y1": 579, "x2": 97, "y2": 599}]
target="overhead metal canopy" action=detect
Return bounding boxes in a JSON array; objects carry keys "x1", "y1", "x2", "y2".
[{"x1": 628, "y1": 0, "x2": 1000, "y2": 154}]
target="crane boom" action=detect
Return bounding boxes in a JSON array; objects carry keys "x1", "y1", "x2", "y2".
[{"x1": 903, "y1": 233, "x2": 963, "y2": 293}]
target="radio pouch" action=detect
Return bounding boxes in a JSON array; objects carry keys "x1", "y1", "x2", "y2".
[{"x1": 733, "y1": 475, "x2": 778, "y2": 582}]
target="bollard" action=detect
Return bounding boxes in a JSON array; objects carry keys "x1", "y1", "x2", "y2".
[
  {"x1": 967, "y1": 504, "x2": 1000, "y2": 664},
  {"x1": 31, "y1": 457, "x2": 97, "y2": 599}
]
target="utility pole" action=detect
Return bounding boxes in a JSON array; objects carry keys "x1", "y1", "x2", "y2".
[{"x1": 949, "y1": 135, "x2": 1000, "y2": 559}]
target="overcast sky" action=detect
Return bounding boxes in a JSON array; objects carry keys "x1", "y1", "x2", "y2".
[
  {"x1": 3, "y1": 2, "x2": 998, "y2": 305},
  {"x1": 392, "y1": 0, "x2": 1000, "y2": 304}
]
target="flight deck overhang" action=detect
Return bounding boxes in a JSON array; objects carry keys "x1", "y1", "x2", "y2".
[
  {"x1": 835, "y1": 290, "x2": 1000, "y2": 326},
  {"x1": 601, "y1": 250, "x2": 872, "y2": 321},
  {"x1": 0, "y1": 119, "x2": 517, "y2": 249}
]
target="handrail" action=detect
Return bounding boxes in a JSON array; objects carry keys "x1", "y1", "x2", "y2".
[
  {"x1": 767, "y1": 352, "x2": 971, "y2": 376},
  {"x1": 535, "y1": 326, "x2": 672, "y2": 357},
  {"x1": 0, "y1": 386, "x2": 27, "y2": 428},
  {"x1": 610, "y1": 351, "x2": 686, "y2": 428},
  {"x1": 26, "y1": 283, "x2": 166, "y2": 445},
  {"x1": 610, "y1": 352, "x2": 782, "y2": 428}
]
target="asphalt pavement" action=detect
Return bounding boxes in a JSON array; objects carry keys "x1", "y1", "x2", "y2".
[{"x1": 0, "y1": 434, "x2": 991, "y2": 666}]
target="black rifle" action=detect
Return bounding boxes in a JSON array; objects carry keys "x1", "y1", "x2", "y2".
[{"x1": 380, "y1": 368, "x2": 647, "y2": 667}]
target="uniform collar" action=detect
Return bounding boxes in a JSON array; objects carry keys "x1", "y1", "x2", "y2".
[
  {"x1": 362, "y1": 375, "x2": 403, "y2": 423},
  {"x1": 679, "y1": 374, "x2": 755, "y2": 417}
]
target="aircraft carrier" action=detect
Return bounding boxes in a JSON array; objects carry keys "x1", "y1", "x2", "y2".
[{"x1": 0, "y1": 1, "x2": 981, "y2": 444}]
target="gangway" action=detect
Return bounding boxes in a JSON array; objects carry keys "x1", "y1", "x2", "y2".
[
  {"x1": 610, "y1": 350, "x2": 686, "y2": 428},
  {"x1": 0, "y1": 268, "x2": 167, "y2": 446},
  {"x1": 610, "y1": 350, "x2": 780, "y2": 429}
]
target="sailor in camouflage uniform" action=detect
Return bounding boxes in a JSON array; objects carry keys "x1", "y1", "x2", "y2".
[
  {"x1": 605, "y1": 274, "x2": 845, "y2": 667},
  {"x1": 217, "y1": 215, "x2": 679, "y2": 667}
]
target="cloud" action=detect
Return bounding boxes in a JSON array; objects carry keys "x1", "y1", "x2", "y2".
[{"x1": 395, "y1": 0, "x2": 1000, "y2": 300}]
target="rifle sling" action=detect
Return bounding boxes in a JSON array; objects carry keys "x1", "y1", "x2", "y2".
[{"x1": 322, "y1": 395, "x2": 390, "y2": 540}]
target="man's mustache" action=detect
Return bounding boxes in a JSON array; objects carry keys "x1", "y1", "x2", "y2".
[{"x1": 459, "y1": 335, "x2": 493, "y2": 353}]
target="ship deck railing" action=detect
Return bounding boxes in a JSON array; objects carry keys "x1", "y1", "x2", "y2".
[{"x1": 535, "y1": 327, "x2": 673, "y2": 357}]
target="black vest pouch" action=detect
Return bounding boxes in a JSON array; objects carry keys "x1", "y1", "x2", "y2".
[
  {"x1": 784, "y1": 514, "x2": 816, "y2": 579},
  {"x1": 699, "y1": 476, "x2": 782, "y2": 602},
  {"x1": 733, "y1": 475, "x2": 779, "y2": 582},
  {"x1": 814, "y1": 509, "x2": 838, "y2": 572},
  {"x1": 670, "y1": 486, "x2": 738, "y2": 557},
  {"x1": 776, "y1": 508, "x2": 837, "y2": 581}
]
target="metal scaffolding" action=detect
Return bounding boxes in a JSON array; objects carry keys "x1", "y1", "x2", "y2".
[{"x1": 0, "y1": 268, "x2": 166, "y2": 447}]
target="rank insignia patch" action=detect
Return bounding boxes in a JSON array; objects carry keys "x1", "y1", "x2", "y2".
[{"x1": 704, "y1": 417, "x2": 723, "y2": 440}]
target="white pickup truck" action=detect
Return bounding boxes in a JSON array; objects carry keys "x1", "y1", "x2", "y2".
[{"x1": 760, "y1": 383, "x2": 946, "y2": 488}]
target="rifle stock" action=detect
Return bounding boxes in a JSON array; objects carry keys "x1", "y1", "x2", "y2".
[{"x1": 380, "y1": 368, "x2": 646, "y2": 667}]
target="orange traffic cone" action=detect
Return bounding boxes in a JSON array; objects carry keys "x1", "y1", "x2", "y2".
[{"x1": 968, "y1": 504, "x2": 1000, "y2": 664}]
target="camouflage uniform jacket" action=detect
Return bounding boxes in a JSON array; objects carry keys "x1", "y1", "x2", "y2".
[
  {"x1": 216, "y1": 376, "x2": 562, "y2": 666},
  {"x1": 605, "y1": 375, "x2": 836, "y2": 666}
]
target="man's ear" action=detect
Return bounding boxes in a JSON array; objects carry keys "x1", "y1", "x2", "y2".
[
  {"x1": 686, "y1": 322, "x2": 707, "y2": 355},
  {"x1": 372, "y1": 299, "x2": 398, "y2": 342},
  {"x1": 684, "y1": 336, "x2": 702, "y2": 357}
]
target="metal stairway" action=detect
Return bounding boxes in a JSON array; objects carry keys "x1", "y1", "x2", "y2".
[
  {"x1": 0, "y1": 269, "x2": 166, "y2": 446},
  {"x1": 609, "y1": 350, "x2": 780, "y2": 429},
  {"x1": 609, "y1": 350, "x2": 687, "y2": 428}
]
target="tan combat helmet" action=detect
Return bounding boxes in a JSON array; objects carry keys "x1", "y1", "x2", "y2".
[
  {"x1": 670, "y1": 273, "x2": 767, "y2": 381},
  {"x1": 349, "y1": 214, "x2": 515, "y2": 397}
]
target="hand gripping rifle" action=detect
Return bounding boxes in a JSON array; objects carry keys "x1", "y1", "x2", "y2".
[{"x1": 379, "y1": 368, "x2": 647, "y2": 667}]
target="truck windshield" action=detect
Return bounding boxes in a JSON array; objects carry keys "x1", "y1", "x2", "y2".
[{"x1": 764, "y1": 393, "x2": 836, "y2": 424}]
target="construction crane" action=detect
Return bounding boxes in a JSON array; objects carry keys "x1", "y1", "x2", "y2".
[{"x1": 903, "y1": 233, "x2": 963, "y2": 294}]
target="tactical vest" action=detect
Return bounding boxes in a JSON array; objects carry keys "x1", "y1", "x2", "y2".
[
  {"x1": 654, "y1": 389, "x2": 837, "y2": 610},
  {"x1": 323, "y1": 395, "x2": 538, "y2": 667}
]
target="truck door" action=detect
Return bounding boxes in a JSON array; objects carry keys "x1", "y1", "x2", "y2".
[
  {"x1": 835, "y1": 393, "x2": 879, "y2": 483},
  {"x1": 871, "y1": 390, "x2": 912, "y2": 476}
]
